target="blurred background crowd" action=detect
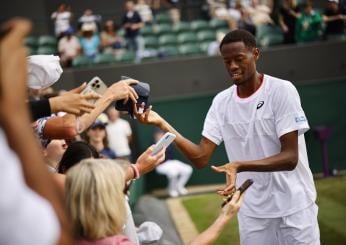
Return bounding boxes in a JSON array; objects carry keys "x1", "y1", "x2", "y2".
[{"x1": 4, "y1": 0, "x2": 345, "y2": 68}]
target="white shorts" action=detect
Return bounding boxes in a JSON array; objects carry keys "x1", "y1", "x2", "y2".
[{"x1": 238, "y1": 203, "x2": 320, "y2": 245}]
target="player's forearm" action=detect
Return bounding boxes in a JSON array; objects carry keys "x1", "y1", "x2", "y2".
[
  {"x1": 157, "y1": 120, "x2": 209, "y2": 168},
  {"x1": 236, "y1": 150, "x2": 298, "y2": 172},
  {"x1": 189, "y1": 215, "x2": 229, "y2": 245}
]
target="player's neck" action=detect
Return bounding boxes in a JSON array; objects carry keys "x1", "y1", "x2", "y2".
[{"x1": 237, "y1": 73, "x2": 263, "y2": 98}]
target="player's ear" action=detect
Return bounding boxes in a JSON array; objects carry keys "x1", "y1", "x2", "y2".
[{"x1": 253, "y1": 48, "x2": 260, "y2": 61}]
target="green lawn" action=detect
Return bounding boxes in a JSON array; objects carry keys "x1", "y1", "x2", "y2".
[{"x1": 182, "y1": 175, "x2": 346, "y2": 245}]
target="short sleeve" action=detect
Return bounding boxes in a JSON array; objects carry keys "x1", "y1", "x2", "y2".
[
  {"x1": 202, "y1": 99, "x2": 223, "y2": 145},
  {"x1": 273, "y1": 82, "x2": 309, "y2": 138}
]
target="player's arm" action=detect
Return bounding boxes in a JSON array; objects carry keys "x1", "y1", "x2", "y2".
[
  {"x1": 134, "y1": 105, "x2": 217, "y2": 169},
  {"x1": 213, "y1": 130, "x2": 298, "y2": 195}
]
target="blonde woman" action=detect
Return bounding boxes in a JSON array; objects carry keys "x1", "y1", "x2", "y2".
[
  {"x1": 66, "y1": 158, "x2": 244, "y2": 245},
  {"x1": 65, "y1": 158, "x2": 134, "y2": 244}
]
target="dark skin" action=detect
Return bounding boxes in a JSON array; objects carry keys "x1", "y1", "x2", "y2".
[{"x1": 134, "y1": 41, "x2": 299, "y2": 196}]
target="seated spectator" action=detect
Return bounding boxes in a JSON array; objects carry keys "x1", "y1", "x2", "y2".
[
  {"x1": 154, "y1": 130, "x2": 193, "y2": 197},
  {"x1": 295, "y1": 1, "x2": 323, "y2": 43},
  {"x1": 208, "y1": 0, "x2": 238, "y2": 30},
  {"x1": 279, "y1": 0, "x2": 300, "y2": 44},
  {"x1": 101, "y1": 20, "x2": 126, "y2": 56},
  {"x1": 122, "y1": 0, "x2": 144, "y2": 51},
  {"x1": 84, "y1": 115, "x2": 117, "y2": 159},
  {"x1": 322, "y1": 0, "x2": 346, "y2": 40},
  {"x1": 78, "y1": 9, "x2": 102, "y2": 32},
  {"x1": 135, "y1": 0, "x2": 154, "y2": 24},
  {"x1": 245, "y1": 0, "x2": 273, "y2": 26},
  {"x1": 58, "y1": 28, "x2": 81, "y2": 67},
  {"x1": 79, "y1": 22, "x2": 100, "y2": 59},
  {"x1": 51, "y1": 3, "x2": 73, "y2": 38}
]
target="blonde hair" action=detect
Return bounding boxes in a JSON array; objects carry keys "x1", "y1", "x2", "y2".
[{"x1": 65, "y1": 158, "x2": 126, "y2": 240}]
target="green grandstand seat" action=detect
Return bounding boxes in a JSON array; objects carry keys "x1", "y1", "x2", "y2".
[
  {"x1": 158, "y1": 34, "x2": 177, "y2": 46},
  {"x1": 36, "y1": 46, "x2": 57, "y2": 55},
  {"x1": 143, "y1": 36, "x2": 158, "y2": 49},
  {"x1": 177, "y1": 32, "x2": 197, "y2": 44},
  {"x1": 215, "y1": 28, "x2": 230, "y2": 35},
  {"x1": 158, "y1": 46, "x2": 179, "y2": 57},
  {"x1": 209, "y1": 18, "x2": 228, "y2": 30},
  {"x1": 72, "y1": 56, "x2": 93, "y2": 67},
  {"x1": 178, "y1": 44, "x2": 202, "y2": 56},
  {"x1": 94, "y1": 53, "x2": 115, "y2": 65},
  {"x1": 140, "y1": 25, "x2": 155, "y2": 36},
  {"x1": 155, "y1": 24, "x2": 173, "y2": 35},
  {"x1": 190, "y1": 20, "x2": 209, "y2": 32},
  {"x1": 155, "y1": 12, "x2": 171, "y2": 24},
  {"x1": 38, "y1": 35, "x2": 57, "y2": 47},
  {"x1": 256, "y1": 24, "x2": 283, "y2": 47},
  {"x1": 25, "y1": 36, "x2": 38, "y2": 49},
  {"x1": 197, "y1": 30, "x2": 216, "y2": 42},
  {"x1": 172, "y1": 22, "x2": 191, "y2": 33},
  {"x1": 200, "y1": 41, "x2": 213, "y2": 54},
  {"x1": 115, "y1": 51, "x2": 136, "y2": 63}
]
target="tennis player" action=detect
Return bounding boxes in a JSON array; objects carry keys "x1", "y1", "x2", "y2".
[{"x1": 134, "y1": 29, "x2": 320, "y2": 245}]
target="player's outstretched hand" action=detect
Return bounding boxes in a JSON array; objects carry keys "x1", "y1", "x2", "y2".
[
  {"x1": 135, "y1": 145, "x2": 166, "y2": 175},
  {"x1": 212, "y1": 163, "x2": 238, "y2": 196},
  {"x1": 133, "y1": 104, "x2": 164, "y2": 126}
]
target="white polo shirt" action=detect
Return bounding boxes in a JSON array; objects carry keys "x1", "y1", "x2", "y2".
[{"x1": 202, "y1": 74, "x2": 317, "y2": 218}]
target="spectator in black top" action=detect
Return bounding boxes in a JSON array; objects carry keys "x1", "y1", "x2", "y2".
[
  {"x1": 323, "y1": 0, "x2": 346, "y2": 40},
  {"x1": 279, "y1": 0, "x2": 300, "y2": 44},
  {"x1": 122, "y1": 0, "x2": 144, "y2": 51}
]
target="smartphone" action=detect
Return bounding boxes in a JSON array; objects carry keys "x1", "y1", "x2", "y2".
[
  {"x1": 151, "y1": 132, "x2": 176, "y2": 156},
  {"x1": 221, "y1": 179, "x2": 254, "y2": 208},
  {"x1": 81, "y1": 76, "x2": 108, "y2": 104}
]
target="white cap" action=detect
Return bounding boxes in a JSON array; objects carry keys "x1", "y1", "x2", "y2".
[
  {"x1": 136, "y1": 221, "x2": 163, "y2": 244},
  {"x1": 27, "y1": 55, "x2": 63, "y2": 89}
]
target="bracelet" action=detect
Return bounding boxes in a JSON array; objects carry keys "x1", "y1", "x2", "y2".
[{"x1": 130, "y1": 164, "x2": 140, "y2": 180}]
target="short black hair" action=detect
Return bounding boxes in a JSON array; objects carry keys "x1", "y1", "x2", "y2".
[{"x1": 219, "y1": 29, "x2": 257, "y2": 51}]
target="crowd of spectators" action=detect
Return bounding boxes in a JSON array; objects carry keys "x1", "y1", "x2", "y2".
[
  {"x1": 42, "y1": 0, "x2": 346, "y2": 68},
  {"x1": 0, "y1": 18, "x2": 244, "y2": 244}
]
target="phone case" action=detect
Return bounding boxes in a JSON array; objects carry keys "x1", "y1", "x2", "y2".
[
  {"x1": 81, "y1": 76, "x2": 108, "y2": 104},
  {"x1": 151, "y1": 132, "x2": 176, "y2": 156}
]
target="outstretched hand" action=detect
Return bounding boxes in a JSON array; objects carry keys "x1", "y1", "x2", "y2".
[
  {"x1": 133, "y1": 104, "x2": 163, "y2": 126},
  {"x1": 212, "y1": 163, "x2": 238, "y2": 196},
  {"x1": 135, "y1": 145, "x2": 166, "y2": 175}
]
